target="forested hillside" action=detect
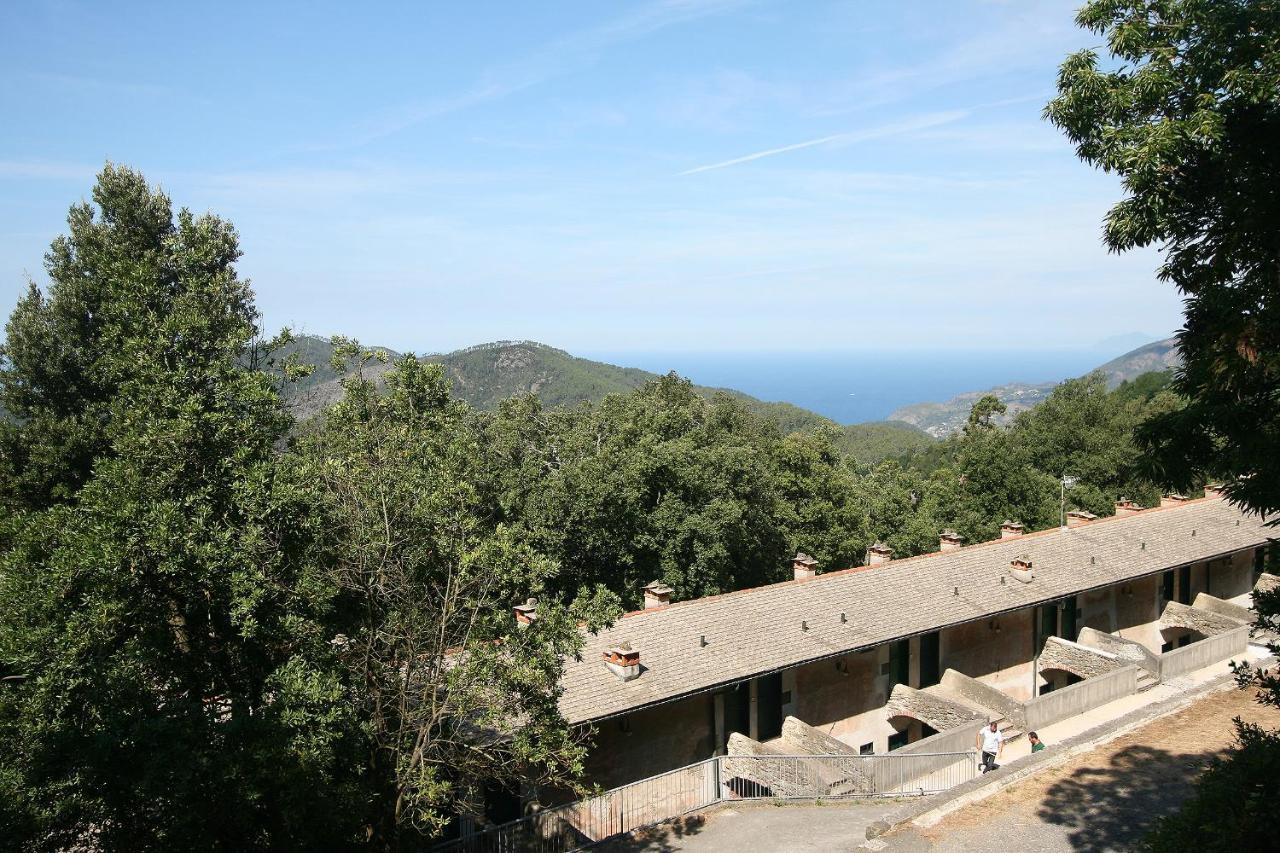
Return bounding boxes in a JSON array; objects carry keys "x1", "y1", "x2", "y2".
[{"x1": 276, "y1": 335, "x2": 932, "y2": 465}]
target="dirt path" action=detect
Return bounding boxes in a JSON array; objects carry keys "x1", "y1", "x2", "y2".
[{"x1": 885, "y1": 685, "x2": 1280, "y2": 852}]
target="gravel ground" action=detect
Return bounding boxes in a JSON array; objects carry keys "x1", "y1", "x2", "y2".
[{"x1": 880, "y1": 684, "x2": 1280, "y2": 853}]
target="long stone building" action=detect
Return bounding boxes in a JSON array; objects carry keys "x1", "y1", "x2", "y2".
[{"x1": 543, "y1": 490, "x2": 1272, "y2": 792}]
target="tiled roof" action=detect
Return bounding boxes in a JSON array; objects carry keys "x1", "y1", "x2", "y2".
[{"x1": 559, "y1": 496, "x2": 1272, "y2": 724}]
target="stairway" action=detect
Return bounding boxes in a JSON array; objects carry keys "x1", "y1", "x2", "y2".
[{"x1": 1136, "y1": 670, "x2": 1159, "y2": 692}]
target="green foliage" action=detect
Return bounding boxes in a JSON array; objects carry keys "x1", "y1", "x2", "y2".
[
  {"x1": 834, "y1": 421, "x2": 936, "y2": 466},
  {"x1": 298, "y1": 354, "x2": 620, "y2": 844},
  {"x1": 0, "y1": 166, "x2": 362, "y2": 849},
  {"x1": 1047, "y1": 0, "x2": 1280, "y2": 517},
  {"x1": 479, "y1": 375, "x2": 869, "y2": 605}
]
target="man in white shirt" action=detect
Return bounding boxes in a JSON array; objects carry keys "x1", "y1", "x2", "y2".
[{"x1": 977, "y1": 721, "x2": 1004, "y2": 773}]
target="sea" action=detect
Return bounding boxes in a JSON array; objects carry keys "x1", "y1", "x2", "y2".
[{"x1": 581, "y1": 349, "x2": 1119, "y2": 425}]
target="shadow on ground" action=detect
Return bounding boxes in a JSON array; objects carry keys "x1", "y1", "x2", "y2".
[
  {"x1": 1036, "y1": 743, "x2": 1224, "y2": 851},
  {"x1": 594, "y1": 813, "x2": 708, "y2": 852}
]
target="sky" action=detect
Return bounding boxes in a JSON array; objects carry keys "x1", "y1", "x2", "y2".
[{"x1": 0, "y1": 0, "x2": 1183, "y2": 354}]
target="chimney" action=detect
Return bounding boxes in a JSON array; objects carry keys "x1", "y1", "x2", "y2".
[
  {"x1": 1204, "y1": 483, "x2": 1225, "y2": 498},
  {"x1": 1066, "y1": 510, "x2": 1097, "y2": 528},
  {"x1": 792, "y1": 552, "x2": 819, "y2": 581},
  {"x1": 1000, "y1": 520, "x2": 1025, "y2": 540},
  {"x1": 603, "y1": 642, "x2": 641, "y2": 681},
  {"x1": 513, "y1": 597, "x2": 538, "y2": 627},
  {"x1": 642, "y1": 580, "x2": 673, "y2": 609},
  {"x1": 867, "y1": 542, "x2": 893, "y2": 566},
  {"x1": 1009, "y1": 556, "x2": 1035, "y2": 583},
  {"x1": 1160, "y1": 493, "x2": 1190, "y2": 508},
  {"x1": 939, "y1": 530, "x2": 964, "y2": 552},
  {"x1": 1115, "y1": 498, "x2": 1144, "y2": 517}
]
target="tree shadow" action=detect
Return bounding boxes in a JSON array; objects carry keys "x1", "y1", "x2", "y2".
[
  {"x1": 1035, "y1": 742, "x2": 1225, "y2": 851},
  {"x1": 594, "y1": 812, "x2": 708, "y2": 852}
]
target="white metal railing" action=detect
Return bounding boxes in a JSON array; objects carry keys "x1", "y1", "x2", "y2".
[{"x1": 434, "y1": 750, "x2": 977, "y2": 852}]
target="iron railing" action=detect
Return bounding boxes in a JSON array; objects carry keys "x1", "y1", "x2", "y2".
[{"x1": 434, "y1": 749, "x2": 977, "y2": 852}]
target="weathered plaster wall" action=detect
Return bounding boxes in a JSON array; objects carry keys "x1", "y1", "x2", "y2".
[
  {"x1": 940, "y1": 608, "x2": 1036, "y2": 701},
  {"x1": 1078, "y1": 585, "x2": 1117, "y2": 635},
  {"x1": 1212, "y1": 551, "x2": 1256, "y2": 604},
  {"x1": 790, "y1": 648, "x2": 896, "y2": 752},
  {"x1": 1113, "y1": 575, "x2": 1162, "y2": 651},
  {"x1": 583, "y1": 692, "x2": 714, "y2": 789}
]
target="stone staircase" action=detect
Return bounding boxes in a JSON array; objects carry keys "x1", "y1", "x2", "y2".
[
  {"x1": 921, "y1": 682, "x2": 1025, "y2": 743},
  {"x1": 1136, "y1": 669, "x2": 1159, "y2": 692}
]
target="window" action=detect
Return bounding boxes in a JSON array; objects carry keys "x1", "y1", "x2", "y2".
[
  {"x1": 887, "y1": 730, "x2": 909, "y2": 751},
  {"x1": 859, "y1": 742, "x2": 874, "y2": 755}
]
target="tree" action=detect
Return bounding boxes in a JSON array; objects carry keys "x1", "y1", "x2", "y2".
[
  {"x1": 0, "y1": 166, "x2": 361, "y2": 849},
  {"x1": 1045, "y1": 0, "x2": 1280, "y2": 518},
  {"x1": 299, "y1": 350, "x2": 620, "y2": 845}
]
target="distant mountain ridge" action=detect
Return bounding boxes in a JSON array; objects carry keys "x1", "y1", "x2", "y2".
[
  {"x1": 888, "y1": 337, "x2": 1180, "y2": 437},
  {"x1": 277, "y1": 336, "x2": 935, "y2": 465}
]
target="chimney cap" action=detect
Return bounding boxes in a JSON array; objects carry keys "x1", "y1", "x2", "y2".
[
  {"x1": 869, "y1": 541, "x2": 893, "y2": 554},
  {"x1": 1066, "y1": 510, "x2": 1097, "y2": 520},
  {"x1": 513, "y1": 597, "x2": 538, "y2": 614},
  {"x1": 643, "y1": 579, "x2": 674, "y2": 595},
  {"x1": 1001, "y1": 520, "x2": 1025, "y2": 530},
  {"x1": 1011, "y1": 556, "x2": 1033, "y2": 569},
  {"x1": 792, "y1": 552, "x2": 818, "y2": 567},
  {"x1": 940, "y1": 529, "x2": 963, "y2": 541}
]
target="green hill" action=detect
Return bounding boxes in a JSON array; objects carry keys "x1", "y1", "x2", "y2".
[
  {"x1": 275, "y1": 336, "x2": 932, "y2": 463},
  {"x1": 887, "y1": 337, "x2": 1181, "y2": 437}
]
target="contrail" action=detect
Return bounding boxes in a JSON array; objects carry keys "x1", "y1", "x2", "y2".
[{"x1": 678, "y1": 110, "x2": 969, "y2": 176}]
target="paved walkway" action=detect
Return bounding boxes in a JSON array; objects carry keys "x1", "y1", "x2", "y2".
[
  {"x1": 599, "y1": 651, "x2": 1277, "y2": 853},
  {"x1": 878, "y1": 680, "x2": 1280, "y2": 852}
]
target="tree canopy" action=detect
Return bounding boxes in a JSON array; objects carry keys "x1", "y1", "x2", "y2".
[{"x1": 1046, "y1": 0, "x2": 1280, "y2": 518}]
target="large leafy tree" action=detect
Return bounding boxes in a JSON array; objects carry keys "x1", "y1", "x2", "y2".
[
  {"x1": 0, "y1": 166, "x2": 361, "y2": 849},
  {"x1": 1047, "y1": 3, "x2": 1280, "y2": 847},
  {"x1": 1045, "y1": 0, "x2": 1280, "y2": 518},
  {"x1": 299, "y1": 349, "x2": 620, "y2": 845},
  {"x1": 480, "y1": 375, "x2": 870, "y2": 604}
]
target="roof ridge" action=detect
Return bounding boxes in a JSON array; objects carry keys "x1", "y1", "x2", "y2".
[{"x1": 618, "y1": 494, "x2": 1222, "y2": 620}]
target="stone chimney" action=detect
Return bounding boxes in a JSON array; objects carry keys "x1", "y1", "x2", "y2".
[
  {"x1": 1115, "y1": 498, "x2": 1144, "y2": 517},
  {"x1": 642, "y1": 580, "x2": 673, "y2": 609},
  {"x1": 1000, "y1": 520, "x2": 1025, "y2": 540},
  {"x1": 603, "y1": 642, "x2": 641, "y2": 681},
  {"x1": 792, "y1": 552, "x2": 819, "y2": 581},
  {"x1": 1009, "y1": 556, "x2": 1035, "y2": 583},
  {"x1": 939, "y1": 530, "x2": 964, "y2": 552},
  {"x1": 513, "y1": 597, "x2": 538, "y2": 627},
  {"x1": 1204, "y1": 483, "x2": 1225, "y2": 498},
  {"x1": 867, "y1": 542, "x2": 893, "y2": 567},
  {"x1": 1066, "y1": 510, "x2": 1097, "y2": 528},
  {"x1": 1160, "y1": 493, "x2": 1190, "y2": 508}
]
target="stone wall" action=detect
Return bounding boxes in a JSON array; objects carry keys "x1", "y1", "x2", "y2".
[
  {"x1": 1158, "y1": 625, "x2": 1249, "y2": 681},
  {"x1": 885, "y1": 684, "x2": 982, "y2": 732},
  {"x1": 1023, "y1": 665, "x2": 1139, "y2": 731},
  {"x1": 781, "y1": 716, "x2": 857, "y2": 756},
  {"x1": 1160, "y1": 600, "x2": 1245, "y2": 637},
  {"x1": 1037, "y1": 636, "x2": 1126, "y2": 681},
  {"x1": 1077, "y1": 626, "x2": 1160, "y2": 675},
  {"x1": 1191, "y1": 592, "x2": 1254, "y2": 624},
  {"x1": 940, "y1": 669, "x2": 1026, "y2": 729}
]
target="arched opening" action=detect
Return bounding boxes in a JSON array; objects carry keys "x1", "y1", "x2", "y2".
[
  {"x1": 1037, "y1": 667, "x2": 1084, "y2": 695},
  {"x1": 886, "y1": 713, "x2": 939, "y2": 750}
]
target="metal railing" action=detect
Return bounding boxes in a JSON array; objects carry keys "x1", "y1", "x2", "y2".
[{"x1": 435, "y1": 750, "x2": 977, "y2": 852}]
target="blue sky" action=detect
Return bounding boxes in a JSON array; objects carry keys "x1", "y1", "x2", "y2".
[{"x1": 0, "y1": 0, "x2": 1181, "y2": 354}]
